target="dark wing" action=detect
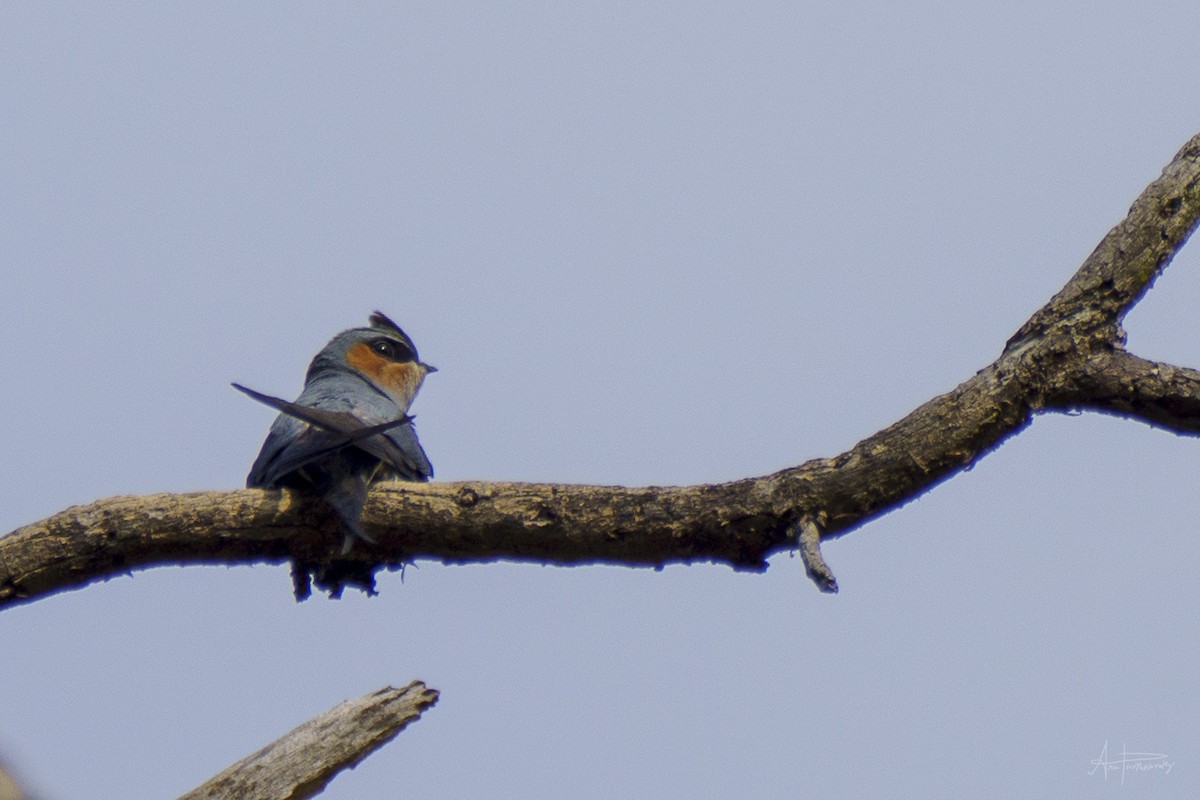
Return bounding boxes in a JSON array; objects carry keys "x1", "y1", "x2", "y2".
[
  {"x1": 246, "y1": 410, "x2": 317, "y2": 488},
  {"x1": 382, "y1": 418, "x2": 434, "y2": 481},
  {"x1": 236, "y1": 383, "x2": 428, "y2": 485},
  {"x1": 234, "y1": 383, "x2": 411, "y2": 445}
]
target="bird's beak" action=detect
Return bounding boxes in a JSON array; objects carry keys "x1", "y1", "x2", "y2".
[{"x1": 422, "y1": 362, "x2": 438, "y2": 374}]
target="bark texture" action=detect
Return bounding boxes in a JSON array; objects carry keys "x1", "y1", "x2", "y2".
[
  {"x1": 3, "y1": 132, "x2": 1200, "y2": 606},
  {"x1": 177, "y1": 682, "x2": 438, "y2": 800}
]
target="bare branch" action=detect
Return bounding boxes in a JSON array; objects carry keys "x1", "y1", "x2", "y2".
[
  {"x1": 3, "y1": 131, "x2": 1200, "y2": 606},
  {"x1": 178, "y1": 681, "x2": 438, "y2": 800},
  {"x1": 1007, "y1": 133, "x2": 1200, "y2": 350},
  {"x1": 1050, "y1": 350, "x2": 1200, "y2": 434}
]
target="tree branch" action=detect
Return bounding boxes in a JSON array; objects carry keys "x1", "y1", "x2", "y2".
[
  {"x1": 1006, "y1": 133, "x2": 1200, "y2": 350},
  {"x1": 177, "y1": 681, "x2": 438, "y2": 800},
  {"x1": 1049, "y1": 350, "x2": 1200, "y2": 434},
  {"x1": 3, "y1": 131, "x2": 1200, "y2": 606}
]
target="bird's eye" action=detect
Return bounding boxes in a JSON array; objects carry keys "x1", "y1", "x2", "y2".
[{"x1": 371, "y1": 338, "x2": 413, "y2": 362}]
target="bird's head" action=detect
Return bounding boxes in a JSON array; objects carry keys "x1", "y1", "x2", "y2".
[{"x1": 306, "y1": 311, "x2": 436, "y2": 411}]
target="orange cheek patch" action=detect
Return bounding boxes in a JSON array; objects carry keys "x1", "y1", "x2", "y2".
[
  {"x1": 346, "y1": 341, "x2": 392, "y2": 383},
  {"x1": 346, "y1": 341, "x2": 422, "y2": 398}
]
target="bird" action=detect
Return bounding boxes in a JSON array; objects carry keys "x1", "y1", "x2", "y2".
[{"x1": 235, "y1": 311, "x2": 435, "y2": 552}]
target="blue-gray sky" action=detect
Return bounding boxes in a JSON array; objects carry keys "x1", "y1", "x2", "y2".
[{"x1": 3, "y1": 3, "x2": 1200, "y2": 798}]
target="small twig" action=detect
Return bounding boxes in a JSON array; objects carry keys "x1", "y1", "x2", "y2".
[{"x1": 796, "y1": 516, "x2": 838, "y2": 594}]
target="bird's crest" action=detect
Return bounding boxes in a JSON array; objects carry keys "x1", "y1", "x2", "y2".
[{"x1": 368, "y1": 310, "x2": 420, "y2": 353}]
